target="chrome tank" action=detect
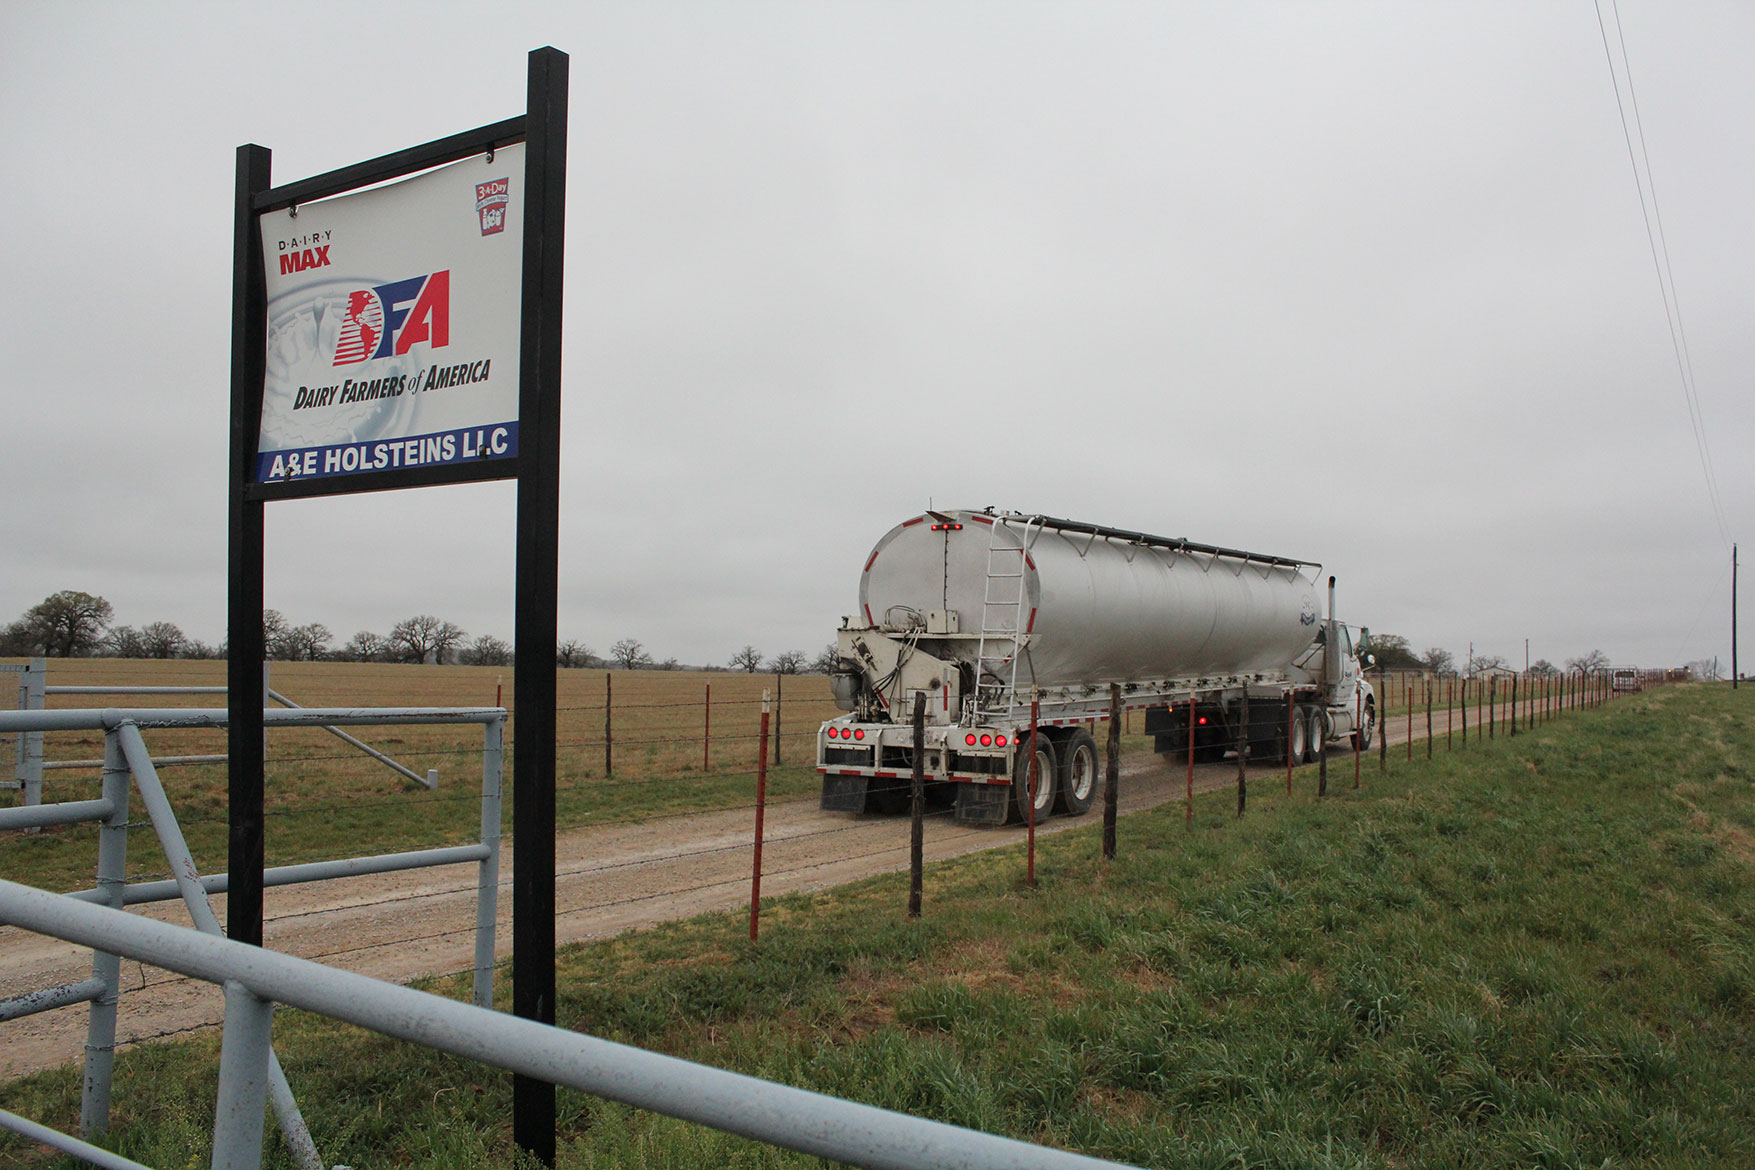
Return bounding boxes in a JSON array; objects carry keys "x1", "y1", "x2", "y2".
[{"x1": 858, "y1": 511, "x2": 1322, "y2": 688}]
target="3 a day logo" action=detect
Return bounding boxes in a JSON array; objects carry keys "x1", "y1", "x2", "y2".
[
  {"x1": 332, "y1": 271, "x2": 450, "y2": 366},
  {"x1": 476, "y1": 177, "x2": 509, "y2": 236}
]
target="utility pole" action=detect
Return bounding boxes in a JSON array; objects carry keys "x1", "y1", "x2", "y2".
[{"x1": 1734, "y1": 543, "x2": 1739, "y2": 690}]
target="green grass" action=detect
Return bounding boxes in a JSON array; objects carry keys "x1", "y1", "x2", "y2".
[{"x1": 4, "y1": 683, "x2": 1754, "y2": 1168}]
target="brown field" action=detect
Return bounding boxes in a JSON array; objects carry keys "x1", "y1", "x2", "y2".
[{"x1": 1, "y1": 658, "x2": 841, "y2": 891}]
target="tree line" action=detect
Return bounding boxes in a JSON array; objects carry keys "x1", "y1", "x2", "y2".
[
  {"x1": 2, "y1": 590, "x2": 834, "y2": 674},
  {"x1": 1362, "y1": 633, "x2": 1623, "y2": 678}
]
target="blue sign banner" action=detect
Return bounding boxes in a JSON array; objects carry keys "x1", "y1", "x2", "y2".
[{"x1": 255, "y1": 422, "x2": 518, "y2": 485}]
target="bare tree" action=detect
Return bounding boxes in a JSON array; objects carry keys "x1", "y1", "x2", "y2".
[
  {"x1": 390, "y1": 615, "x2": 467, "y2": 664},
  {"x1": 140, "y1": 621, "x2": 188, "y2": 659},
  {"x1": 342, "y1": 630, "x2": 391, "y2": 662},
  {"x1": 17, "y1": 591, "x2": 114, "y2": 657},
  {"x1": 768, "y1": 650, "x2": 807, "y2": 675},
  {"x1": 556, "y1": 639, "x2": 591, "y2": 668},
  {"x1": 659, "y1": 657, "x2": 680, "y2": 670},
  {"x1": 610, "y1": 638, "x2": 652, "y2": 670},
  {"x1": 463, "y1": 634, "x2": 512, "y2": 666},
  {"x1": 105, "y1": 625, "x2": 149, "y2": 658},
  {"x1": 729, "y1": 644, "x2": 763, "y2": 673},
  {"x1": 810, "y1": 643, "x2": 839, "y2": 674},
  {"x1": 1565, "y1": 649, "x2": 1611, "y2": 673},
  {"x1": 1468, "y1": 652, "x2": 1508, "y2": 676},
  {"x1": 262, "y1": 609, "x2": 288, "y2": 652},
  {"x1": 1418, "y1": 647, "x2": 1455, "y2": 676},
  {"x1": 1530, "y1": 658, "x2": 1558, "y2": 678},
  {"x1": 275, "y1": 622, "x2": 330, "y2": 661}
]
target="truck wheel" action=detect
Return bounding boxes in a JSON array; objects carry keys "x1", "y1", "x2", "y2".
[
  {"x1": 1305, "y1": 708, "x2": 1326, "y2": 762},
  {"x1": 1054, "y1": 730, "x2": 1098, "y2": 816},
  {"x1": 1354, "y1": 704, "x2": 1375, "y2": 751},
  {"x1": 1012, "y1": 735, "x2": 1057, "y2": 824},
  {"x1": 1288, "y1": 709, "x2": 1309, "y2": 763}
]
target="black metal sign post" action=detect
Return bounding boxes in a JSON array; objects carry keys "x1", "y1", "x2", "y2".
[
  {"x1": 510, "y1": 46, "x2": 568, "y2": 1163},
  {"x1": 227, "y1": 47, "x2": 567, "y2": 1164}
]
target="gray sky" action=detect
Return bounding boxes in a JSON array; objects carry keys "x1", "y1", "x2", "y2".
[{"x1": 4, "y1": 2, "x2": 1749, "y2": 672}]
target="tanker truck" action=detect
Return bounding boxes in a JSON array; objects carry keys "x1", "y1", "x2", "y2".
[{"x1": 816, "y1": 509, "x2": 1375, "y2": 826}]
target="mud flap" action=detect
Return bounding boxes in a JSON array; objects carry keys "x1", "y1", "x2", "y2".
[
  {"x1": 821, "y1": 774, "x2": 870, "y2": 813},
  {"x1": 955, "y1": 784, "x2": 1010, "y2": 826}
]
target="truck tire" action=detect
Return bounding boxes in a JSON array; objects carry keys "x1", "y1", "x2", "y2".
[
  {"x1": 1288, "y1": 708, "x2": 1309, "y2": 763},
  {"x1": 1054, "y1": 730, "x2": 1098, "y2": 816},
  {"x1": 1354, "y1": 703, "x2": 1375, "y2": 751},
  {"x1": 1012, "y1": 735, "x2": 1057, "y2": 824},
  {"x1": 1305, "y1": 707, "x2": 1326, "y2": 763}
]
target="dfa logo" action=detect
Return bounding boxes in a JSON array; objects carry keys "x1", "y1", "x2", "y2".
[
  {"x1": 476, "y1": 177, "x2": 509, "y2": 236},
  {"x1": 332, "y1": 271, "x2": 450, "y2": 367}
]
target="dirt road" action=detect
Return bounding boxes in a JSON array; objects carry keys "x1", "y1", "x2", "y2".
[{"x1": 0, "y1": 708, "x2": 1444, "y2": 1078}]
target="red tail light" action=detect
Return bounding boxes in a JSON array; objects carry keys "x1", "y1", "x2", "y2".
[
  {"x1": 827, "y1": 727, "x2": 838, "y2": 739},
  {"x1": 995, "y1": 734, "x2": 1009, "y2": 747},
  {"x1": 853, "y1": 728, "x2": 865, "y2": 740},
  {"x1": 979, "y1": 734, "x2": 993, "y2": 746},
  {"x1": 965, "y1": 733, "x2": 977, "y2": 745},
  {"x1": 1197, "y1": 716, "x2": 1207, "y2": 725}
]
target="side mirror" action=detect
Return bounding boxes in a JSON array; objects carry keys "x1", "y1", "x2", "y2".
[{"x1": 1365, "y1": 654, "x2": 1376, "y2": 667}]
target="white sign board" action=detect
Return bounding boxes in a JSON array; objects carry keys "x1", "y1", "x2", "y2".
[{"x1": 255, "y1": 144, "x2": 524, "y2": 487}]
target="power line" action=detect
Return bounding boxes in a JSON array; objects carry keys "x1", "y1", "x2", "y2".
[{"x1": 1593, "y1": 0, "x2": 1732, "y2": 546}]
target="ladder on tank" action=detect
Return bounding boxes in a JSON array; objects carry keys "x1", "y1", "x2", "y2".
[{"x1": 970, "y1": 514, "x2": 1040, "y2": 723}]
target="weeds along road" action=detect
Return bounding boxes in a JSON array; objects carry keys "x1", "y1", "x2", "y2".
[{"x1": 0, "y1": 706, "x2": 1444, "y2": 1078}]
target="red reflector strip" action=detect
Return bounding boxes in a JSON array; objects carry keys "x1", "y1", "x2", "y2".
[
  {"x1": 864, "y1": 551, "x2": 880, "y2": 571},
  {"x1": 971, "y1": 514, "x2": 994, "y2": 525},
  {"x1": 902, "y1": 516, "x2": 926, "y2": 527}
]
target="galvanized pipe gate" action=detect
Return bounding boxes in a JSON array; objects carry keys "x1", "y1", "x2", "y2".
[{"x1": 0, "y1": 704, "x2": 505, "y2": 1169}]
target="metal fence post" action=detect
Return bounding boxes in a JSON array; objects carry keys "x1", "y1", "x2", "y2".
[
  {"x1": 1026, "y1": 692, "x2": 1040, "y2": 887},
  {"x1": 22, "y1": 659, "x2": 44, "y2": 811},
  {"x1": 476, "y1": 715, "x2": 505, "y2": 1009},
  {"x1": 749, "y1": 693, "x2": 770, "y2": 942},
  {"x1": 210, "y1": 980, "x2": 275, "y2": 1170},
  {"x1": 79, "y1": 729, "x2": 129, "y2": 1139},
  {"x1": 909, "y1": 696, "x2": 925, "y2": 917},
  {"x1": 1103, "y1": 685, "x2": 1119, "y2": 861},
  {"x1": 774, "y1": 672, "x2": 783, "y2": 767},
  {"x1": 1185, "y1": 695, "x2": 1195, "y2": 826},
  {"x1": 1235, "y1": 692, "x2": 1248, "y2": 818},
  {"x1": 604, "y1": 672, "x2": 613, "y2": 779}
]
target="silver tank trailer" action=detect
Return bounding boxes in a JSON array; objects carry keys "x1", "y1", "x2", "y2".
[{"x1": 858, "y1": 511, "x2": 1322, "y2": 690}]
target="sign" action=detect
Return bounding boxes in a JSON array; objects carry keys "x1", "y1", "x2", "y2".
[{"x1": 254, "y1": 144, "x2": 525, "y2": 488}]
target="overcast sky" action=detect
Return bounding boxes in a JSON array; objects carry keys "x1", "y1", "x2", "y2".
[{"x1": 4, "y1": 2, "x2": 1749, "y2": 673}]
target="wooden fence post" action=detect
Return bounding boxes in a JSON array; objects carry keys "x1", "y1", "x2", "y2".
[{"x1": 604, "y1": 672, "x2": 613, "y2": 778}]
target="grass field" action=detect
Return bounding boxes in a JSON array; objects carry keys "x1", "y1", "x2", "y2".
[
  {"x1": 2, "y1": 678, "x2": 1752, "y2": 1167},
  {"x1": 0, "y1": 659, "x2": 846, "y2": 894}
]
